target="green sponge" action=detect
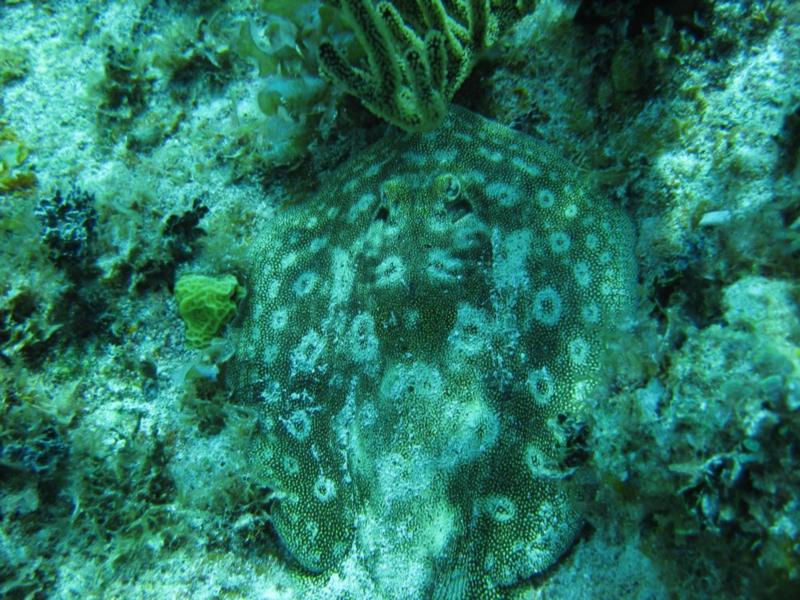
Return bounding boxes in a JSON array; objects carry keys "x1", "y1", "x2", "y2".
[{"x1": 175, "y1": 274, "x2": 244, "y2": 348}]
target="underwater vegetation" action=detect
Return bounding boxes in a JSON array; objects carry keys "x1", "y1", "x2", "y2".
[
  {"x1": 590, "y1": 275, "x2": 800, "y2": 596},
  {"x1": 0, "y1": 0, "x2": 798, "y2": 598},
  {"x1": 175, "y1": 273, "x2": 244, "y2": 348},
  {"x1": 0, "y1": 121, "x2": 35, "y2": 193},
  {"x1": 317, "y1": 0, "x2": 535, "y2": 131}
]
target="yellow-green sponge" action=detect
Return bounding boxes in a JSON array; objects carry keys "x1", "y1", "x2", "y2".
[{"x1": 175, "y1": 274, "x2": 244, "y2": 348}]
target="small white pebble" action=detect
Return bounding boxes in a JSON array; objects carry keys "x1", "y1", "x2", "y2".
[{"x1": 698, "y1": 210, "x2": 731, "y2": 227}]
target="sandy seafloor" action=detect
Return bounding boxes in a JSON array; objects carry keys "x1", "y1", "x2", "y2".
[{"x1": 1, "y1": 1, "x2": 799, "y2": 599}]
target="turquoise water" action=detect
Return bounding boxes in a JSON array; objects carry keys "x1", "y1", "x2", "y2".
[{"x1": 1, "y1": 2, "x2": 798, "y2": 598}]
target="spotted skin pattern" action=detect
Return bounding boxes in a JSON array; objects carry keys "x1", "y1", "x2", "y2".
[{"x1": 230, "y1": 107, "x2": 635, "y2": 598}]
